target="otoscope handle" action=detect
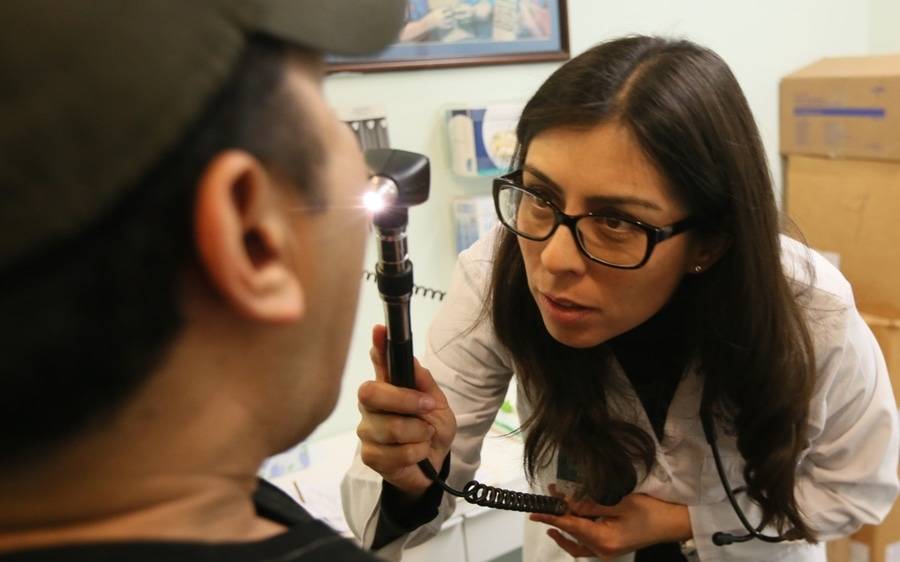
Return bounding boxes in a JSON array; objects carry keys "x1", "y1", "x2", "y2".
[
  {"x1": 375, "y1": 256, "x2": 416, "y2": 389},
  {"x1": 386, "y1": 336, "x2": 415, "y2": 389}
]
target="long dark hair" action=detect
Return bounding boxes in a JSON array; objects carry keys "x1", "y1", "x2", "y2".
[{"x1": 490, "y1": 36, "x2": 816, "y2": 540}]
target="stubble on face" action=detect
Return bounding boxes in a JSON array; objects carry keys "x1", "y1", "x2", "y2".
[{"x1": 275, "y1": 60, "x2": 371, "y2": 436}]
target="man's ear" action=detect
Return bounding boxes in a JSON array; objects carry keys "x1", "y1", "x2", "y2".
[
  {"x1": 193, "y1": 150, "x2": 305, "y2": 323},
  {"x1": 688, "y1": 232, "x2": 731, "y2": 274}
]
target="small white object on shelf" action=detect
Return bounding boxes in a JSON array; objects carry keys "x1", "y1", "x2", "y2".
[{"x1": 447, "y1": 102, "x2": 524, "y2": 178}]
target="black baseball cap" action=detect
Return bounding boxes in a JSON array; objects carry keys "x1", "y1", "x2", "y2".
[{"x1": 0, "y1": 0, "x2": 406, "y2": 269}]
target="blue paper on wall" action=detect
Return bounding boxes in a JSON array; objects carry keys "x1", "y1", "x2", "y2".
[{"x1": 453, "y1": 195, "x2": 497, "y2": 253}]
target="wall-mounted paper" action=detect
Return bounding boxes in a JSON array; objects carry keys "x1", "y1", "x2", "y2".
[
  {"x1": 453, "y1": 194, "x2": 497, "y2": 253},
  {"x1": 447, "y1": 102, "x2": 523, "y2": 177}
]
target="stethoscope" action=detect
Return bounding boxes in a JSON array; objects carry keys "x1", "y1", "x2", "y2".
[{"x1": 700, "y1": 407, "x2": 795, "y2": 546}]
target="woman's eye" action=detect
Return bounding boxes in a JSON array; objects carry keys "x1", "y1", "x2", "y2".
[
  {"x1": 602, "y1": 217, "x2": 625, "y2": 230},
  {"x1": 523, "y1": 191, "x2": 554, "y2": 209}
]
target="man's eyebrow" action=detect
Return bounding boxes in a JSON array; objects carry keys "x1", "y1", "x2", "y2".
[{"x1": 522, "y1": 163, "x2": 663, "y2": 211}]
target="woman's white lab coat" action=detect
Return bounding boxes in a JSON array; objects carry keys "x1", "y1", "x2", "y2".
[{"x1": 342, "y1": 226, "x2": 899, "y2": 562}]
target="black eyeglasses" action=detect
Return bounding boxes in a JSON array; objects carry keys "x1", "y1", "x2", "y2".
[{"x1": 492, "y1": 171, "x2": 697, "y2": 269}]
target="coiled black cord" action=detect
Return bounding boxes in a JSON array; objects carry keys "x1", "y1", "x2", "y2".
[
  {"x1": 416, "y1": 459, "x2": 567, "y2": 515},
  {"x1": 363, "y1": 270, "x2": 446, "y2": 301}
]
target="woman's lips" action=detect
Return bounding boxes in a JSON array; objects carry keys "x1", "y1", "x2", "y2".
[
  {"x1": 545, "y1": 294, "x2": 588, "y2": 308},
  {"x1": 539, "y1": 292, "x2": 596, "y2": 324}
]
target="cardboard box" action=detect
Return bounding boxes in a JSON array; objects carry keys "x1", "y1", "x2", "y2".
[
  {"x1": 784, "y1": 155, "x2": 900, "y2": 313},
  {"x1": 862, "y1": 311, "x2": 900, "y2": 406},
  {"x1": 783, "y1": 55, "x2": 900, "y2": 561},
  {"x1": 781, "y1": 55, "x2": 900, "y2": 161},
  {"x1": 827, "y1": 538, "x2": 850, "y2": 562},
  {"x1": 849, "y1": 488, "x2": 900, "y2": 562}
]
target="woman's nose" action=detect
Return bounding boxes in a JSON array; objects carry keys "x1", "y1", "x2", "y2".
[{"x1": 540, "y1": 225, "x2": 587, "y2": 276}]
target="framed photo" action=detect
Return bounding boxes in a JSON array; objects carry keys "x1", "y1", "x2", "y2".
[{"x1": 327, "y1": 0, "x2": 569, "y2": 73}]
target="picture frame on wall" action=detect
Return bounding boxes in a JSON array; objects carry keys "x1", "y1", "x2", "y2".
[{"x1": 327, "y1": 0, "x2": 569, "y2": 73}]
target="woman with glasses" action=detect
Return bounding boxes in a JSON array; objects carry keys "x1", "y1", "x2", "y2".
[{"x1": 343, "y1": 36, "x2": 898, "y2": 562}]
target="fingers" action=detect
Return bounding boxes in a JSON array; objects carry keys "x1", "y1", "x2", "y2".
[
  {"x1": 371, "y1": 323, "x2": 387, "y2": 352},
  {"x1": 358, "y1": 380, "x2": 436, "y2": 416},
  {"x1": 532, "y1": 512, "x2": 622, "y2": 560},
  {"x1": 369, "y1": 323, "x2": 447, "y2": 407},
  {"x1": 357, "y1": 411, "x2": 436, "y2": 445},
  {"x1": 546, "y1": 529, "x2": 593, "y2": 558},
  {"x1": 370, "y1": 324, "x2": 387, "y2": 382},
  {"x1": 359, "y1": 440, "x2": 432, "y2": 474},
  {"x1": 530, "y1": 513, "x2": 597, "y2": 544}
]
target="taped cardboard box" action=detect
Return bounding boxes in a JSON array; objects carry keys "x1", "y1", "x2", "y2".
[
  {"x1": 784, "y1": 155, "x2": 900, "y2": 314},
  {"x1": 781, "y1": 54, "x2": 900, "y2": 162},
  {"x1": 827, "y1": 538, "x2": 850, "y2": 562}
]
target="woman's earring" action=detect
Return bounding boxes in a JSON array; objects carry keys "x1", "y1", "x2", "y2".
[{"x1": 693, "y1": 265, "x2": 703, "y2": 273}]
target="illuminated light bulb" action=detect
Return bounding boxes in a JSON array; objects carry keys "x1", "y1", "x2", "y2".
[{"x1": 363, "y1": 190, "x2": 387, "y2": 213}]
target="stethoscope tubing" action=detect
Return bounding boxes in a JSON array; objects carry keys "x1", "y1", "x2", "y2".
[{"x1": 700, "y1": 408, "x2": 792, "y2": 545}]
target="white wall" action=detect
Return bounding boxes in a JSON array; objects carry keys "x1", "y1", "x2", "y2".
[
  {"x1": 870, "y1": 0, "x2": 900, "y2": 53},
  {"x1": 309, "y1": 0, "x2": 871, "y2": 441}
]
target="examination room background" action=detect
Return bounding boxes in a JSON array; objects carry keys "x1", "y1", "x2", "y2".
[{"x1": 312, "y1": 0, "x2": 900, "y2": 442}]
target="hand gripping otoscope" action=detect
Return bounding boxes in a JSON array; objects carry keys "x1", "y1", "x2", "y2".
[{"x1": 366, "y1": 148, "x2": 566, "y2": 516}]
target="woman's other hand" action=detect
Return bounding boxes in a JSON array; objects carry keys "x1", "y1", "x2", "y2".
[
  {"x1": 529, "y1": 486, "x2": 692, "y2": 560},
  {"x1": 356, "y1": 324, "x2": 457, "y2": 500}
]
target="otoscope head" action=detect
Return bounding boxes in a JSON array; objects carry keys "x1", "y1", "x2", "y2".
[
  {"x1": 364, "y1": 149, "x2": 430, "y2": 228},
  {"x1": 365, "y1": 149, "x2": 429, "y2": 207}
]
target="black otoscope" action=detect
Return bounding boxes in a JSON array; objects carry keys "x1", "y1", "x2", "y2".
[{"x1": 365, "y1": 148, "x2": 566, "y2": 515}]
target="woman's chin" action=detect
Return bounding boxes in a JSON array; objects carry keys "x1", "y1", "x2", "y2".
[{"x1": 543, "y1": 320, "x2": 608, "y2": 349}]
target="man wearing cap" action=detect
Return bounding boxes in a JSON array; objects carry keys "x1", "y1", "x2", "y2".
[{"x1": 0, "y1": 1, "x2": 405, "y2": 560}]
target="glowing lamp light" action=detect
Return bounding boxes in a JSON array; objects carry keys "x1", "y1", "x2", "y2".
[
  {"x1": 364, "y1": 178, "x2": 399, "y2": 215},
  {"x1": 363, "y1": 190, "x2": 387, "y2": 213}
]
